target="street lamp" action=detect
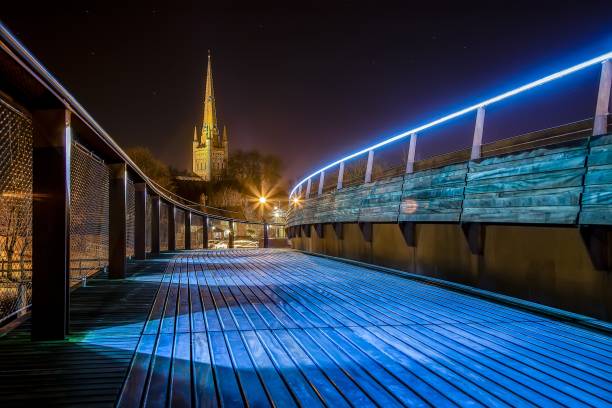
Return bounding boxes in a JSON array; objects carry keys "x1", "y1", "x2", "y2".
[{"x1": 258, "y1": 196, "x2": 267, "y2": 204}]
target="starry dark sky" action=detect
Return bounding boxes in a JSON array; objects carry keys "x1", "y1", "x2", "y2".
[{"x1": 2, "y1": 1, "x2": 612, "y2": 184}]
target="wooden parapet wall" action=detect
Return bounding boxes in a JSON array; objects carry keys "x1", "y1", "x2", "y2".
[
  {"x1": 580, "y1": 134, "x2": 612, "y2": 225},
  {"x1": 289, "y1": 132, "x2": 612, "y2": 229},
  {"x1": 400, "y1": 163, "x2": 467, "y2": 222},
  {"x1": 462, "y1": 140, "x2": 587, "y2": 224}
]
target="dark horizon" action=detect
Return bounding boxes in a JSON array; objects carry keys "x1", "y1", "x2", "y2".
[{"x1": 3, "y1": 1, "x2": 612, "y2": 185}]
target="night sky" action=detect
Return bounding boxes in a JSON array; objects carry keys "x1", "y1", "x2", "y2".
[{"x1": 3, "y1": 1, "x2": 612, "y2": 184}]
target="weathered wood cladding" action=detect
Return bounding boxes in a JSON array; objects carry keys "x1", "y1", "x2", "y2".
[
  {"x1": 580, "y1": 134, "x2": 612, "y2": 225},
  {"x1": 288, "y1": 132, "x2": 612, "y2": 228},
  {"x1": 358, "y1": 176, "x2": 403, "y2": 223},
  {"x1": 400, "y1": 163, "x2": 468, "y2": 222},
  {"x1": 462, "y1": 140, "x2": 588, "y2": 224}
]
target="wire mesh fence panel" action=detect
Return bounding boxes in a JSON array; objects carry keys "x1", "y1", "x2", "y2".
[
  {"x1": 235, "y1": 222, "x2": 262, "y2": 248},
  {"x1": 268, "y1": 224, "x2": 286, "y2": 239},
  {"x1": 0, "y1": 99, "x2": 32, "y2": 325},
  {"x1": 145, "y1": 195, "x2": 152, "y2": 253},
  {"x1": 160, "y1": 202, "x2": 168, "y2": 251},
  {"x1": 126, "y1": 177, "x2": 135, "y2": 258},
  {"x1": 191, "y1": 215, "x2": 204, "y2": 249},
  {"x1": 175, "y1": 209, "x2": 185, "y2": 250},
  {"x1": 209, "y1": 219, "x2": 230, "y2": 249},
  {"x1": 69, "y1": 142, "x2": 109, "y2": 286}
]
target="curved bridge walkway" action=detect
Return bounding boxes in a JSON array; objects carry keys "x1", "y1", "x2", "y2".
[
  {"x1": 1, "y1": 249, "x2": 610, "y2": 407},
  {"x1": 117, "y1": 249, "x2": 610, "y2": 407}
]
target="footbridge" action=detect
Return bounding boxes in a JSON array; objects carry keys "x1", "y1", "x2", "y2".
[{"x1": 0, "y1": 22, "x2": 610, "y2": 407}]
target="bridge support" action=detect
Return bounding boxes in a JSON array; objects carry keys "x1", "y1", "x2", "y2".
[
  {"x1": 264, "y1": 223, "x2": 269, "y2": 248},
  {"x1": 203, "y1": 216, "x2": 209, "y2": 249},
  {"x1": 399, "y1": 222, "x2": 416, "y2": 247},
  {"x1": 580, "y1": 226, "x2": 611, "y2": 271},
  {"x1": 333, "y1": 222, "x2": 343, "y2": 239},
  {"x1": 168, "y1": 204, "x2": 176, "y2": 251},
  {"x1": 228, "y1": 220, "x2": 235, "y2": 248},
  {"x1": 109, "y1": 163, "x2": 127, "y2": 279},
  {"x1": 471, "y1": 106, "x2": 486, "y2": 160},
  {"x1": 594, "y1": 59, "x2": 611, "y2": 136},
  {"x1": 301, "y1": 224, "x2": 311, "y2": 238},
  {"x1": 318, "y1": 171, "x2": 325, "y2": 196},
  {"x1": 150, "y1": 195, "x2": 160, "y2": 254},
  {"x1": 32, "y1": 109, "x2": 71, "y2": 340},
  {"x1": 462, "y1": 223, "x2": 485, "y2": 255},
  {"x1": 365, "y1": 150, "x2": 374, "y2": 183},
  {"x1": 315, "y1": 223, "x2": 324, "y2": 238},
  {"x1": 359, "y1": 222, "x2": 373, "y2": 242},
  {"x1": 185, "y1": 212, "x2": 192, "y2": 250},
  {"x1": 134, "y1": 183, "x2": 147, "y2": 260},
  {"x1": 405, "y1": 133, "x2": 417, "y2": 174}
]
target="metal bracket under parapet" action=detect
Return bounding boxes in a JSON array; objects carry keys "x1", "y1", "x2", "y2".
[
  {"x1": 461, "y1": 223, "x2": 485, "y2": 255},
  {"x1": 399, "y1": 222, "x2": 416, "y2": 247},
  {"x1": 333, "y1": 222, "x2": 343, "y2": 239},
  {"x1": 359, "y1": 222, "x2": 373, "y2": 242},
  {"x1": 301, "y1": 224, "x2": 311, "y2": 238},
  {"x1": 580, "y1": 226, "x2": 611, "y2": 271},
  {"x1": 314, "y1": 223, "x2": 325, "y2": 238}
]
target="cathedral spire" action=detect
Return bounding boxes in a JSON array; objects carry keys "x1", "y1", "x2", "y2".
[
  {"x1": 193, "y1": 125, "x2": 198, "y2": 142},
  {"x1": 202, "y1": 50, "x2": 218, "y2": 142}
]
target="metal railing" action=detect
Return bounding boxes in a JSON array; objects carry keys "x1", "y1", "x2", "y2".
[
  {"x1": 290, "y1": 52, "x2": 612, "y2": 200},
  {"x1": 0, "y1": 22, "x2": 285, "y2": 337}
]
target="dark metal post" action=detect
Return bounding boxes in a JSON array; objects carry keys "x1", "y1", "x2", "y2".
[
  {"x1": 228, "y1": 220, "x2": 235, "y2": 248},
  {"x1": 151, "y1": 195, "x2": 160, "y2": 254},
  {"x1": 203, "y1": 216, "x2": 209, "y2": 249},
  {"x1": 185, "y1": 212, "x2": 192, "y2": 250},
  {"x1": 263, "y1": 223, "x2": 269, "y2": 248},
  {"x1": 109, "y1": 163, "x2": 127, "y2": 279},
  {"x1": 134, "y1": 183, "x2": 147, "y2": 260},
  {"x1": 32, "y1": 109, "x2": 71, "y2": 340},
  {"x1": 168, "y1": 204, "x2": 176, "y2": 251}
]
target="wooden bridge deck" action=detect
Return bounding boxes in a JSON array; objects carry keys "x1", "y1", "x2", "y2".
[{"x1": 1, "y1": 249, "x2": 611, "y2": 407}]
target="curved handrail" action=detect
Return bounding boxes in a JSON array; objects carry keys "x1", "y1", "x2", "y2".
[
  {"x1": 289, "y1": 50, "x2": 612, "y2": 198},
  {"x1": 0, "y1": 21, "x2": 282, "y2": 227}
]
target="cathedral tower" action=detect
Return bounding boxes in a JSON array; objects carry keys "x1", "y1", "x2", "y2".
[{"x1": 192, "y1": 51, "x2": 229, "y2": 181}]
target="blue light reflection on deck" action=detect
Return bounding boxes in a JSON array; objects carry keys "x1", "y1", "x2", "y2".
[{"x1": 289, "y1": 51, "x2": 612, "y2": 198}]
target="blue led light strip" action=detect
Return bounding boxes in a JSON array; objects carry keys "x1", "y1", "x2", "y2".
[{"x1": 290, "y1": 51, "x2": 612, "y2": 198}]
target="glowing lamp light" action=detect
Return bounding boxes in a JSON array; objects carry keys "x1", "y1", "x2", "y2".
[
  {"x1": 258, "y1": 196, "x2": 267, "y2": 204},
  {"x1": 289, "y1": 51, "x2": 612, "y2": 198},
  {"x1": 292, "y1": 197, "x2": 300, "y2": 205}
]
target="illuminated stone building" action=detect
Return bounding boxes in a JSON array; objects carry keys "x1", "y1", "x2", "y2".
[{"x1": 192, "y1": 51, "x2": 228, "y2": 181}]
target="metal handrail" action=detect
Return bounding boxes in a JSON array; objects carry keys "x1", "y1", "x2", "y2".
[{"x1": 290, "y1": 51, "x2": 612, "y2": 198}]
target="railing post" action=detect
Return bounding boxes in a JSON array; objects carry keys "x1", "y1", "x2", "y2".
[
  {"x1": 134, "y1": 183, "x2": 147, "y2": 260},
  {"x1": 31, "y1": 109, "x2": 71, "y2": 340},
  {"x1": 109, "y1": 163, "x2": 127, "y2": 279},
  {"x1": 318, "y1": 171, "x2": 325, "y2": 196},
  {"x1": 471, "y1": 106, "x2": 486, "y2": 160},
  {"x1": 298, "y1": 184, "x2": 302, "y2": 197},
  {"x1": 263, "y1": 223, "x2": 269, "y2": 248},
  {"x1": 185, "y1": 212, "x2": 192, "y2": 250},
  {"x1": 337, "y1": 162, "x2": 344, "y2": 190},
  {"x1": 168, "y1": 204, "x2": 176, "y2": 251},
  {"x1": 365, "y1": 150, "x2": 374, "y2": 183},
  {"x1": 405, "y1": 133, "x2": 417, "y2": 174},
  {"x1": 305, "y1": 178, "x2": 312, "y2": 198},
  {"x1": 228, "y1": 220, "x2": 235, "y2": 248},
  {"x1": 151, "y1": 195, "x2": 160, "y2": 254},
  {"x1": 203, "y1": 216, "x2": 209, "y2": 249},
  {"x1": 594, "y1": 59, "x2": 611, "y2": 136}
]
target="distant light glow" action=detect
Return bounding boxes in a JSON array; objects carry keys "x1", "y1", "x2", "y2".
[
  {"x1": 258, "y1": 196, "x2": 267, "y2": 204},
  {"x1": 289, "y1": 51, "x2": 612, "y2": 198}
]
